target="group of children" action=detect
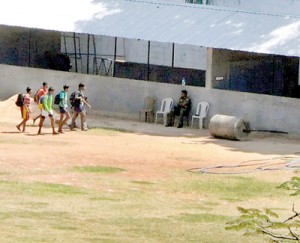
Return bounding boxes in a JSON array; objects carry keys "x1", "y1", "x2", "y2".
[{"x1": 16, "y1": 82, "x2": 91, "y2": 134}]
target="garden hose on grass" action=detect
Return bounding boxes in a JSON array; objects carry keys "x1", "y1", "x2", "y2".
[{"x1": 187, "y1": 156, "x2": 300, "y2": 174}]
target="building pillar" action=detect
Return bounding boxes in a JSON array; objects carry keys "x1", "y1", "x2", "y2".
[{"x1": 205, "y1": 48, "x2": 213, "y2": 89}]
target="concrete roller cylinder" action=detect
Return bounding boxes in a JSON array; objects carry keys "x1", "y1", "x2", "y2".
[{"x1": 209, "y1": 114, "x2": 250, "y2": 141}]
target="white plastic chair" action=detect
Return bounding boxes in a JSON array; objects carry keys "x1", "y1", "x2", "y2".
[
  {"x1": 155, "y1": 98, "x2": 174, "y2": 125},
  {"x1": 191, "y1": 101, "x2": 209, "y2": 129}
]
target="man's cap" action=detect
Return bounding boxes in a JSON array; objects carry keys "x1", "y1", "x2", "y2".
[
  {"x1": 181, "y1": 90, "x2": 187, "y2": 95},
  {"x1": 48, "y1": 87, "x2": 54, "y2": 92},
  {"x1": 79, "y1": 83, "x2": 85, "y2": 88},
  {"x1": 63, "y1": 84, "x2": 69, "y2": 89},
  {"x1": 26, "y1": 87, "x2": 31, "y2": 93},
  {"x1": 42, "y1": 82, "x2": 48, "y2": 86}
]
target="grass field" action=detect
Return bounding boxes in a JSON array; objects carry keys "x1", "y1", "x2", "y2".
[
  {"x1": 0, "y1": 123, "x2": 299, "y2": 242},
  {"x1": 0, "y1": 168, "x2": 288, "y2": 242}
]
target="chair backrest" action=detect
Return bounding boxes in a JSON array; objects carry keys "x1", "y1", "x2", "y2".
[
  {"x1": 144, "y1": 96, "x2": 156, "y2": 111},
  {"x1": 159, "y1": 98, "x2": 173, "y2": 112},
  {"x1": 195, "y1": 101, "x2": 209, "y2": 118}
]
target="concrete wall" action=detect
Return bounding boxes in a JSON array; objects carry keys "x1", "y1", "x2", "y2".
[{"x1": 1, "y1": 64, "x2": 300, "y2": 134}]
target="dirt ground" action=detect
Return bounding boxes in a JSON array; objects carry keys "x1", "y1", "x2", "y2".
[{"x1": 1, "y1": 94, "x2": 300, "y2": 187}]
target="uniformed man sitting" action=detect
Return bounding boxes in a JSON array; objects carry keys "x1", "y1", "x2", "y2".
[{"x1": 166, "y1": 90, "x2": 191, "y2": 128}]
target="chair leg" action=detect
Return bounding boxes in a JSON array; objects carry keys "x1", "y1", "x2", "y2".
[
  {"x1": 163, "y1": 113, "x2": 167, "y2": 126},
  {"x1": 156, "y1": 113, "x2": 163, "y2": 124},
  {"x1": 149, "y1": 112, "x2": 154, "y2": 123},
  {"x1": 199, "y1": 118, "x2": 203, "y2": 130}
]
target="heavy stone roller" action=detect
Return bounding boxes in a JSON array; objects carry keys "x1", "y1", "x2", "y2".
[{"x1": 209, "y1": 114, "x2": 251, "y2": 141}]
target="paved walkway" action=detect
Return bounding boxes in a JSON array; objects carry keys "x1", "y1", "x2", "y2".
[
  {"x1": 87, "y1": 115, "x2": 210, "y2": 138},
  {"x1": 87, "y1": 115, "x2": 300, "y2": 142}
]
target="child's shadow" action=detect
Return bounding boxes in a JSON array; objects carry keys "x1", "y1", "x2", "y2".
[{"x1": 1, "y1": 131, "x2": 22, "y2": 134}]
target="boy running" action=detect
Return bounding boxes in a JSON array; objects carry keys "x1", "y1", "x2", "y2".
[
  {"x1": 37, "y1": 87, "x2": 59, "y2": 135},
  {"x1": 16, "y1": 87, "x2": 32, "y2": 133},
  {"x1": 70, "y1": 83, "x2": 91, "y2": 131},
  {"x1": 58, "y1": 85, "x2": 71, "y2": 133},
  {"x1": 33, "y1": 81, "x2": 48, "y2": 124}
]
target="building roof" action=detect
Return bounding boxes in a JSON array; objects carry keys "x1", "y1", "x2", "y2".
[
  {"x1": 1, "y1": 0, "x2": 300, "y2": 57},
  {"x1": 190, "y1": 0, "x2": 300, "y2": 16}
]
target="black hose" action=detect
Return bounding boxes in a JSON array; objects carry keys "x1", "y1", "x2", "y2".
[{"x1": 243, "y1": 129, "x2": 288, "y2": 134}]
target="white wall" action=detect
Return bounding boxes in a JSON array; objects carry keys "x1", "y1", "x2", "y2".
[{"x1": 1, "y1": 64, "x2": 300, "y2": 135}]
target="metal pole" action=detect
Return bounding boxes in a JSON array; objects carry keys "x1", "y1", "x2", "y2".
[
  {"x1": 92, "y1": 35, "x2": 98, "y2": 75},
  {"x1": 73, "y1": 32, "x2": 78, "y2": 73},
  {"x1": 147, "y1": 41, "x2": 150, "y2": 81},
  {"x1": 28, "y1": 29, "x2": 31, "y2": 67},
  {"x1": 63, "y1": 33, "x2": 67, "y2": 53},
  {"x1": 87, "y1": 34, "x2": 90, "y2": 74},
  {"x1": 113, "y1": 36, "x2": 117, "y2": 77},
  {"x1": 171, "y1": 43, "x2": 175, "y2": 68}
]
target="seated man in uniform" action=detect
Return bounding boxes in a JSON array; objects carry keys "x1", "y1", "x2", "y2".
[{"x1": 166, "y1": 90, "x2": 191, "y2": 128}]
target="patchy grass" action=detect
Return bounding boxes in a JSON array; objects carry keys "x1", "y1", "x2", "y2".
[
  {"x1": 73, "y1": 166, "x2": 126, "y2": 173},
  {"x1": 0, "y1": 165, "x2": 289, "y2": 243},
  {"x1": 178, "y1": 212, "x2": 232, "y2": 223},
  {"x1": 0, "y1": 174, "x2": 278, "y2": 243},
  {"x1": 0, "y1": 180, "x2": 86, "y2": 195},
  {"x1": 167, "y1": 173, "x2": 283, "y2": 201},
  {"x1": 0, "y1": 122, "x2": 294, "y2": 243}
]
